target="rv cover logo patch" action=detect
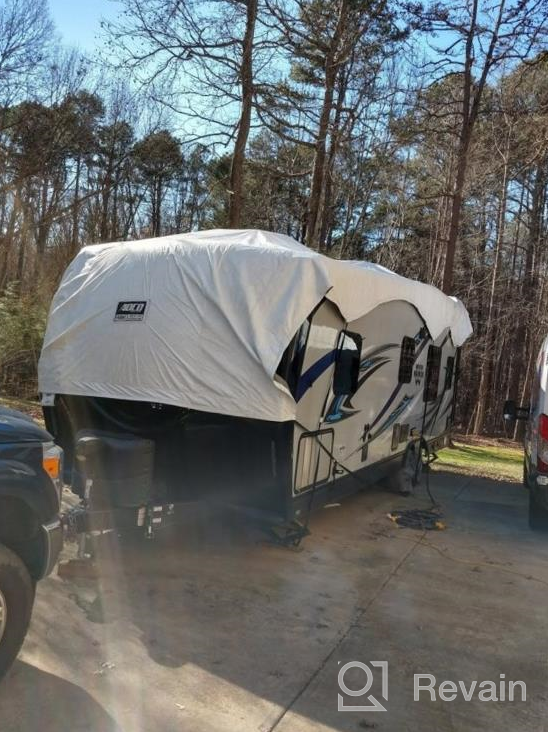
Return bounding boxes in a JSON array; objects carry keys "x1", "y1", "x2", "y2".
[{"x1": 114, "y1": 300, "x2": 148, "y2": 322}]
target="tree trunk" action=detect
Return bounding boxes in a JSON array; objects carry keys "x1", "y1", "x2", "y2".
[
  {"x1": 34, "y1": 179, "x2": 50, "y2": 280},
  {"x1": 228, "y1": 0, "x2": 257, "y2": 228},
  {"x1": 472, "y1": 152, "x2": 508, "y2": 433},
  {"x1": 152, "y1": 178, "x2": 163, "y2": 237},
  {"x1": 318, "y1": 63, "x2": 348, "y2": 252},
  {"x1": 100, "y1": 152, "x2": 114, "y2": 242},
  {"x1": 0, "y1": 188, "x2": 20, "y2": 290},
  {"x1": 70, "y1": 156, "x2": 82, "y2": 255},
  {"x1": 441, "y1": 0, "x2": 480, "y2": 294},
  {"x1": 305, "y1": 63, "x2": 337, "y2": 251},
  {"x1": 442, "y1": 118, "x2": 472, "y2": 294},
  {"x1": 305, "y1": 1, "x2": 347, "y2": 250}
]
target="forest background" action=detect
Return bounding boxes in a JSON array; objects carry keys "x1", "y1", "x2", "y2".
[{"x1": 2, "y1": 0, "x2": 548, "y2": 436}]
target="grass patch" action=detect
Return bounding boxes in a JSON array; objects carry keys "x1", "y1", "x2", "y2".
[{"x1": 434, "y1": 437, "x2": 523, "y2": 482}]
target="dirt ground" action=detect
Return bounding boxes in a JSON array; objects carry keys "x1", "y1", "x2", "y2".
[{"x1": 1, "y1": 470, "x2": 547, "y2": 732}]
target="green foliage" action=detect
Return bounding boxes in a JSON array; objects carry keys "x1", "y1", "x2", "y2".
[
  {"x1": 133, "y1": 130, "x2": 183, "y2": 182},
  {"x1": 0, "y1": 285, "x2": 47, "y2": 398}
]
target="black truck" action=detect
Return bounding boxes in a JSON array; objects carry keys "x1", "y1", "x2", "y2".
[{"x1": 0, "y1": 404, "x2": 63, "y2": 678}]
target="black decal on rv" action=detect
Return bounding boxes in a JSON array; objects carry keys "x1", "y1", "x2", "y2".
[
  {"x1": 368, "y1": 330, "x2": 430, "y2": 432},
  {"x1": 114, "y1": 301, "x2": 148, "y2": 322},
  {"x1": 325, "y1": 355, "x2": 391, "y2": 422},
  {"x1": 413, "y1": 363, "x2": 424, "y2": 385}
]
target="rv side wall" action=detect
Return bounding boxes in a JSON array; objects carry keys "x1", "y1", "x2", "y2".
[{"x1": 288, "y1": 300, "x2": 458, "y2": 519}]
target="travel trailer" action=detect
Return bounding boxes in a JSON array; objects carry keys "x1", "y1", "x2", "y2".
[
  {"x1": 505, "y1": 334, "x2": 548, "y2": 530},
  {"x1": 38, "y1": 230, "x2": 472, "y2": 537}
]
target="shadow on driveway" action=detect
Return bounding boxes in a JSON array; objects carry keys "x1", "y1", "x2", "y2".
[{"x1": 0, "y1": 661, "x2": 119, "y2": 731}]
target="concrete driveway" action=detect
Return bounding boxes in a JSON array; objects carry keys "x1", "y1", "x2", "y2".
[{"x1": 1, "y1": 470, "x2": 547, "y2": 732}]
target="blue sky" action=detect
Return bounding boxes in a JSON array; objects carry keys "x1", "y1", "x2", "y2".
[{"x1": 48, "y1": 0, "x2": 120, "y2": 51}]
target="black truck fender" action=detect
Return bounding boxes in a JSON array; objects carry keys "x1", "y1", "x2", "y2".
[{"x1": 0, "y1": 459, "x2": 61, "y2": 580}]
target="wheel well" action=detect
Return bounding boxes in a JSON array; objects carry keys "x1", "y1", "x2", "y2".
[{"x1": 0, "y1": 496, "x2": 43, "y2": 579}]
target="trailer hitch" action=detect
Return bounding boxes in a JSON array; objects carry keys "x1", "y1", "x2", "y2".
[{"x1": 137, "y1": 503, "x2": 175, "y2": 539}]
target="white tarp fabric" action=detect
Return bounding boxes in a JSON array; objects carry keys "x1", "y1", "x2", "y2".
[{"x1": 38, "y1": 229, "x2": 472, "y2": 422}]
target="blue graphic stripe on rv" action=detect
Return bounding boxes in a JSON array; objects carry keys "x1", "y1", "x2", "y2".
[
  {"x1": 325, "y1": 395, "x2": 348, "y2": 422},
  {"x1": 356, "y1": 357, "x2": 391, "y2": 390},
  {"x1": 369, "y1": 395, "x2": 413, "y2": 440},
  {"x1": 295, "y1": 350, "x2": 337, "y2": 401},
  {"x1": 296, "y1": 344, "x2": 398, "y2": 402}
]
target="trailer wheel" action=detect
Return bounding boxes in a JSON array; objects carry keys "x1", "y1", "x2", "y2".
[
  {"x1": 0, "y1": 544, "x2": 35, "y2": 679},
  {"x1": 383, "y1": 444, "x2": 421, "y2": 495},
  {"x1": 529, "y1": 490, "x2": 548, "y2": 531}
]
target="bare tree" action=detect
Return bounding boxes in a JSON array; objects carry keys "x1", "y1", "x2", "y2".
[
  {"x1": 411, "y1": 0, "x2": 548, "y2": 293},
  {"x1": 0, "y1": 0, "x2": 53, "y2": 88},
  {"x1": 105, "y1": 0, "x2": 263, "y2": 228},
  {"x1": 263, "y1": 0, "x2": 403, "y2": 250},
  {"x1": 229, "y1": 0, "x2": 257, "y2": 226}
]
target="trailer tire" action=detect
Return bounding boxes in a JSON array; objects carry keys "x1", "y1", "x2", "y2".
[
  {"x1": 529, "y1": 490, "x2": 548, "y2": 531},
  {"x1": 383, "y1": 444, "x2": 421, "y2": 496},
  {"x1": 0, "y1": 544, "x2": 35, "y2": 679}
]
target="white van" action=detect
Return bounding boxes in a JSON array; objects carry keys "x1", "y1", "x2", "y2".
[{"x1": 505, "y1": 335, "x2": 548, "y2": 529}]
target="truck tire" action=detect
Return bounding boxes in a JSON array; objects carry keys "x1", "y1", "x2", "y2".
[
  {"x1": 528, "y1": 489, "x2": 548, "y2": 531},
  {"x1": 0, "y1": 544, "x2": 35, "y2": 679}
]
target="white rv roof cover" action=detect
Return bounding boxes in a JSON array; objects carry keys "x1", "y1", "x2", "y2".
[{"x1": 38, "y1": 229, "x2": 472, "y2": 422}]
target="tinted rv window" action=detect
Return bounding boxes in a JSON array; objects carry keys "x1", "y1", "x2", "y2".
[
  {"x1": 444, "y1": 356, "x2": 455, "y2": 391},
  {"x1": 424, "y1": 346, "x2": 442, "y2": 402},
  {"x1": 276, "y1": 319, "x2": 310, "y2": 397},
  {"x1": 333, "y1": 331, "x2": 362, "y2": 396},
  {"x1": 398, "y1": 336, "x2": 415, "y2": 383}
]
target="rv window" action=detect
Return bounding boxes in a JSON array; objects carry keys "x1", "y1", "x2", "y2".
[
  {"x1": 444, "y1": 356, "x2": 455, "y2": 391},
  {"x1": 398, "y1": 336, "x2": 415, "y2": 383},
  {"x1": 276, "y1": 319, "x2": 310, "y2": 396},
  {"x1": 333, "y1": 331, "x2": 362, "y2": 396},
  {"x1": 424, "y1": 346, "x2": 442, "y2": 402}
]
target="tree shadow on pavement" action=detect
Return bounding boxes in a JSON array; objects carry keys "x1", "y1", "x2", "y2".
[{"x1": 0, "y1": 661, "x2": 120, "y2": 732}]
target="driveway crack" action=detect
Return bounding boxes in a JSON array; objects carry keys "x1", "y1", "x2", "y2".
[{"x1": 266, "y1": 530, "x2": 426, "y2": 731}]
